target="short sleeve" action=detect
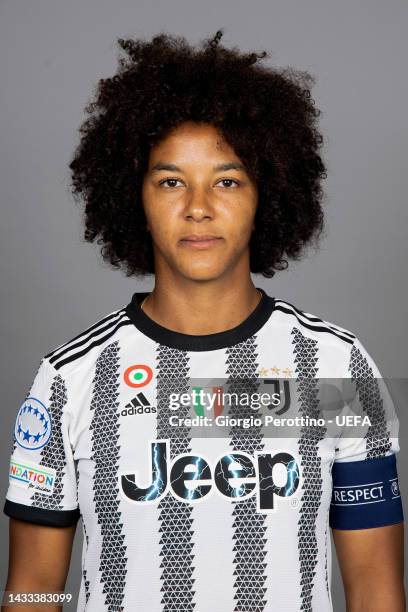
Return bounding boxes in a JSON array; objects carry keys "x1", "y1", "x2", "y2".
[
  {"x1": 329, "y1": 336, "x2": 404, "y2": 529},
  {"x1": 333, "y1": 336, "x2": 400, "y2": 462},
  {"x1": 3, "y1": 356, "x2": 80, "y2": 527}
]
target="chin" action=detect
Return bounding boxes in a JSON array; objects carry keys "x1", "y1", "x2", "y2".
[
  {"x1": 177, "y1": 262, "x2": 227, "y2": 282},
  {"x1": 181, "y1": 271, "x2": 225, "y2": 282}
]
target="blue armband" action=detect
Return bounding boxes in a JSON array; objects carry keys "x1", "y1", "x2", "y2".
[{"x1": 329, "y1": 453, "x2": 404, "y2": 530}]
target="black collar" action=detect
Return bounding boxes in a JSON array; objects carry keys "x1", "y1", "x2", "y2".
[{"x1": 125, "y1": 286, "x2": 275, "y2": 351}]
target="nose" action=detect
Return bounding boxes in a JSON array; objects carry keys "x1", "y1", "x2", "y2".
[{"x1": 184, "y1": 185, "x2": 213, "y2": 221}]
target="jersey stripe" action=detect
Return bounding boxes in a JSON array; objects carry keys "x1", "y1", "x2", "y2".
[
  {"x1": 81, "y1": 491, "x2": 91, "y2": 606},
  {"x1": 225, "y1": 335, "x2": 269, "y2": 611},
  {"x1": 31, "y1": 373, "x2": 68, "y2": 512},
  {"x1": 292, "y1": 327, "x2": 325, "y2": 611},
  {"x1": 156, "y1": 345, "x2": 196, "y2": 610},
  {"x1": 46, "y1": 309, "x2": 128, "y2": 364},
  {"x1": 51, "y1": 318, "x2": 133, "y2": 371},
  {"x1": 349, "y1": 343, "x2": 391, "y2": 460},
  {"x1": 88, "y1": 340, "x2": 127, "y2": 608},
  {"x1": 274, "y1": 300, "x2": 355, "y2": 339},
  {"x1": 274, "y1": 302, "x2": 354, "y2": 345}
]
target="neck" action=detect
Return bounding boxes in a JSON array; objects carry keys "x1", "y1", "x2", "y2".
[{"x1": 140, "y1": 277, "x2": 262, "y2": 336}]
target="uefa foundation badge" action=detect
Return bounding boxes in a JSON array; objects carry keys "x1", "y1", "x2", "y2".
[{"x1": 14, "y1": 397, "x2": 52, "y2": 450}]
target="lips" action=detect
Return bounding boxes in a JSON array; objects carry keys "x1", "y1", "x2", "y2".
[
  {"x1": 180, "y1": 235, "x2": 222, "y2": 242},
  {"x1": 179, "y1": 235, "x2": 223, "y2": 249}
]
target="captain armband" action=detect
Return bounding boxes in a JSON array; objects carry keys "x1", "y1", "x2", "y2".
[{"x1": 329, "y1": 453, "x2": 404, "y2": 530}]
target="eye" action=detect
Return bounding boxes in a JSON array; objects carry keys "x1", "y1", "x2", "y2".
[
  {"x1": 216, "y1": 178, "x2": 240, "y2": 188},
  {"x1": 159, "y1": 178, "x2": 184, "y2": 188}
]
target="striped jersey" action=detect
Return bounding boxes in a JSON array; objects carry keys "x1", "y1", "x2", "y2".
[{"x1": 3, "y1": 287, "x2": 403, "y2": 611}]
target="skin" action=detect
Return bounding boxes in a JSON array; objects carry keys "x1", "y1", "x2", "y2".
[
  {"x1": 3, "y1": 519, "x2": 76, "y2": 611},
  {"x1": 140, "y1": 121, "x2": 262, "y2": 333},
  {"x1": 3, "y1": 121, "x2": 405, "y2": 611},
  {"x1": 333, "y1": 523, "x2": 405, "y2": 611}
]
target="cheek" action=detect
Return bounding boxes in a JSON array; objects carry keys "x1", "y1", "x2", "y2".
[
  {"x1": 222, "y1": 199, "x2": 257, "y2": 236},
  {"x1": 145, "y1": 203, "x2": 179, "y2": 243},
  {"x1": 142, "y1": 186, "x2": 172, "y2": 234}
]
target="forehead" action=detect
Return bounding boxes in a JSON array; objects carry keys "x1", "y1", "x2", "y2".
[{"x1": 148, "y1": 122, "x2": 238, "y2": 162}]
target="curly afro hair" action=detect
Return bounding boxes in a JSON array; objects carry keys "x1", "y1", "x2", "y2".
[{"x1": 69, "y1": 29, "x2": 327, "y2": 278}]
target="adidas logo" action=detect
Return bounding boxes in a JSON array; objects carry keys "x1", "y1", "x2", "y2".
[{"x1": 121, "y1": 393, "x2": 157, "y2": 416}]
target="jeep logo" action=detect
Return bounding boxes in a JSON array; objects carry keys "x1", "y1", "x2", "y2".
[{"x1": 119, "y1": 440, "x2": 300, "y2": 513}]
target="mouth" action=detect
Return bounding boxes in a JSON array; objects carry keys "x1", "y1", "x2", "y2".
[{"x1": 179, "y1": 236, "x2": 223, "y2": 249}]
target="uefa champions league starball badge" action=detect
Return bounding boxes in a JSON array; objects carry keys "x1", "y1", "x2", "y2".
[{"x1": 14, "y1": 397, "x2": 52, "y2": 450}]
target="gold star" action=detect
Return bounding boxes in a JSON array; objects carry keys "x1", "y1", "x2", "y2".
[
  {"x1": 270, "y1": 366, "x2": 280, "y2": 376},
  {"x1": 282, "y1": 368, "x2": 293, "y2": 378},
  {"x1": 257, "y1": 367, "x2": 270, "y2": 377}
]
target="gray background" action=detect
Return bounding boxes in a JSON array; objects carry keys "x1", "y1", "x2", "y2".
[{"x1": 1, "y1": 1, "x2": 407, "y2": 610}]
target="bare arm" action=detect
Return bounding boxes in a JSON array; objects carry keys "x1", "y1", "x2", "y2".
[
  {"x1": 333, "y1": 522, "x2": 405, "y2": 612},
  {"x1": 2, "y1": 518, "x2": 77, "y2": 612}
]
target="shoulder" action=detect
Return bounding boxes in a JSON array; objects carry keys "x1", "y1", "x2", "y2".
[
  {"x1": 272, "y1": 297, "x2": 356, "y2": 346},
  {"x1": 271, "y1": 297, "x2": 361, "y2": 377},
  {"x1": 42, "y1": 302, "x2": 133, "y2": 377},
  {"x1": 270, "y1": 297, "x2": 365, "y2": 377},
  {"x1": 271, "y1": 297, "x2": 384, "y2": 375}
]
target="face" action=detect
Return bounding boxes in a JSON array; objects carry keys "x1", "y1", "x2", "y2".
[{"x1": 141, "y1": 121, "x2": 258, "y2": 282}]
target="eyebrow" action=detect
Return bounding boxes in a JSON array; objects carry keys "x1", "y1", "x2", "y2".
[{"x1": 150, "y1": 162, "x2": 246, "y2": 173}]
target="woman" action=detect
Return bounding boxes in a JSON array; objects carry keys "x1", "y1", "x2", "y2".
[{"x1": 3, "y1": 30, "x2": 405, "y2": 612}]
